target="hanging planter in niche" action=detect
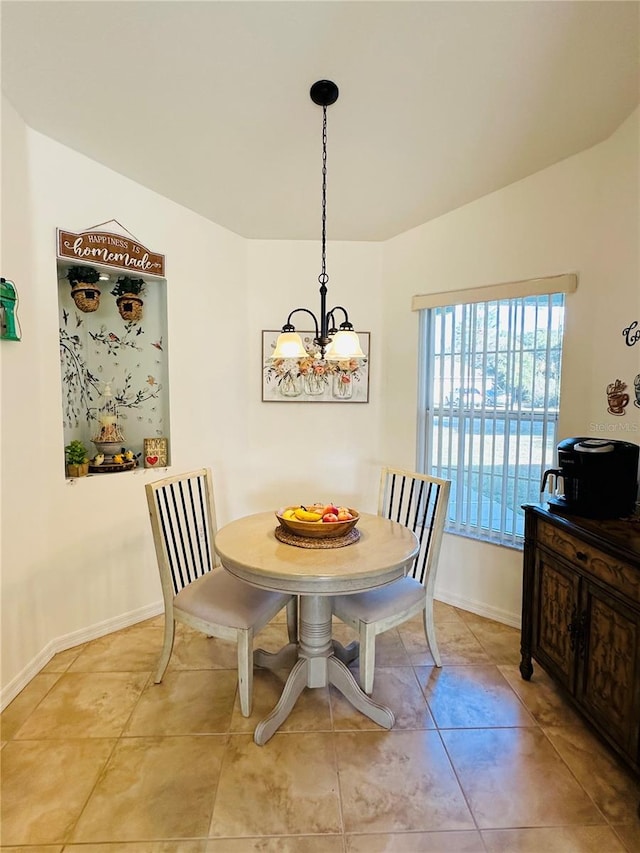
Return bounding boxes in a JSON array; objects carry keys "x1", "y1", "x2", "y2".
[
  {"x1": 111, "y1": 276, "x2": 146, "y2": 322},
  {"x1": 67, "y1": 265, "x2": 101, "y2": 313}
]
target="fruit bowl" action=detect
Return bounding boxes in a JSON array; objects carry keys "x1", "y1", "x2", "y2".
[{"x1": 276, "y1": 506, "x2": 360, "y2": 540}]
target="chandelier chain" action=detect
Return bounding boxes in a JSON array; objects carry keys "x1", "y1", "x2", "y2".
[{"x1": 319, "y1": 104, "x2": 328, "y2": 287}]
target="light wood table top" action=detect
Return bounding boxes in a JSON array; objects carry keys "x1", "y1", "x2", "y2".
[{"x1": 214, "y1": 510, "x2": 419, "y2": 595}]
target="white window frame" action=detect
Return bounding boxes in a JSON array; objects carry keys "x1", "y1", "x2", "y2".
[{"x1": 415, "y1": 274, "x2": 576, "y2": 549}]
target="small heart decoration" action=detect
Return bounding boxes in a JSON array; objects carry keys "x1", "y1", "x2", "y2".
[{"x1": 146, "y1": 455, "x2": 159, "y2": 466}]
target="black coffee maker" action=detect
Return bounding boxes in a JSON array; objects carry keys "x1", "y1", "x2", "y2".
[{"x1": 541, "y1": 437, "x2": 640, "y2": 519}]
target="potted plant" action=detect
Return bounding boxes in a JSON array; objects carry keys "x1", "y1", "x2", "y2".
[
  {"x1": 65, "y1": 439, "x2": 89, "y2": 477},
  {"x1": 111, "y1": 276, "x2": 146, "y2": 322},
  {"x1": 66, "y1": 265, "x2": 101, "y2": 313}
]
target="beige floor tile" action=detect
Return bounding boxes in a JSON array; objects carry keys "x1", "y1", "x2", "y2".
[
  {"x1": 139, "y1": 614, "x2": 165, "y2": 628},
  {"x1": 481, "y1": 825, "x2": 627, "y2": 852},
  {"x1": 13, "y1": 673, "x2": 148, "y2": 739},
  {"x1": 0, "y1": 738, "x2": 115, "y2": 845},
  {"x1": 0, "y1": 673, "x2": 61, "y2": 740},
  {"x1": 416, "y1": 665, "x2": 536, "y2": 728},
  {"x1": 209, "y1": 732, "x2": 341, "y2": 836},
  {"x1": 544, "y1": 724, "x2": 640, "y2": 823},
  {"x1": 346, "y1": 830, "x2": 485, "y2": 851},
  {"x1": 165, "y1": 632, "x2": 239, "y2": 671},
  {"x1": 370, "y1": 628, "x2": 412, "y2": 667},
  {"x1": 402, "y1": 619, "x2": 490, "y2": 666},
  {"x1": 254, "y1": 620, "x2": 296, "y2": 650},
  {"x1": 331, "y1": 666, "x2": 435, "y2": 731},
  {"x1": 613, "y1": 821, "x2": 640, "y2": 852},
  {"x1": 497, "y1": 663, "x2": 584, "y2": 726},
  {"x1": 336, "y1": 730, "x2": 474, "y2": 834},
  {"x1": 70, "y1": 735, "x2": 226, "y2": 842},
  {"x1": 435, "y1": 600, "x2": 467, "y2": 623},
  {"x1": 40, "y1": 644, "x2": 86, "y2": 673},
  {"x1": 228, "y1": 668, "x2": 332, "y2": 733},
  {"x1": 205, "y1": 838, "x2": 344, "y2": 852},
  {"x1": 125, "y1": 669, "x2": 237, "y2": 735},
  {"x1": 63, "y1": 844, "x2": 208, "y2": 852},
  {"x1": 7, "y1": 606, "x2": 640, "y2": 850},
  {"x1": 67, "y1": 623, "x2": 163, "y2": 672},
  {"x1": 397, "y1": 621, "x2": 437, "y2": 666},
  {"x1": 1, "y1": 847, "x2": 63, "y2": 852},
  {"x1": 331, "y1": 619, "x2": 359, "y2": 643},
  {"x1": 462, "y1": 615, "x2": 522, "y2": 665},
  {"x1": 441, "y1": 727, "x2": 602, "y2": 828}
]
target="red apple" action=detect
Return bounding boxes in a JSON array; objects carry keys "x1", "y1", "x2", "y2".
[
  {"x1": 322, "y1": 504, "x2": 339, "y2": 517},
  {"x1": 337, "y1": 510, "x2": 353, "y2": 521},
  {"x1": 322, "y1": 513, "x2": 339, "y2": 523}
]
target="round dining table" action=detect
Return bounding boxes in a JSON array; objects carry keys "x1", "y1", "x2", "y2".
[{"x1": 214, "y1": 510, "x2": 419, "y2": 745}]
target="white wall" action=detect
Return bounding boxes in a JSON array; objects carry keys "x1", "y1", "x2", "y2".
[{"x1": 380, "y1": 108, "x2": 640, "y2": 624}]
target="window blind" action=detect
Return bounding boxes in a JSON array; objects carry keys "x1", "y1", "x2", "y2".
[{"x1": 419, "y1": 290, "x2": 567, "y2": 547}]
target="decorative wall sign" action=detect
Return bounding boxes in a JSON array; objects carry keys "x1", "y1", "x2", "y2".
[
  {"x1": 1, "y1": 278, "x2": 21, "y2": 341},
  {"x1": 144, "y1": 437, "x2": 169, "y2": 468},
  {"x1": 606, "y1": 378, "x2": 629, "y2": 416},
  {"x1": 634, "y1": 374, "x2": 640, "y2": 409},
  {"x1": 58, "y1": 222, "x2": 169, "y2": 474},
  {"x1": 622, "y1": 320, "x2": 640, "y2": 347},
  {"x1": 57, "y1": 220, "x2": 165, "y2": 277},
  {"x1": 262, "y1": 330, "x2": 370, "y2": 403}
]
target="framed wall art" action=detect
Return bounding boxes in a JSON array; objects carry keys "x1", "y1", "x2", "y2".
[
  {"x1": 262, "y1": 330, "x2": 370, "y2": 403},
  {"x1": 144, "y1": 437, "x2": 169, "y2": 468}
]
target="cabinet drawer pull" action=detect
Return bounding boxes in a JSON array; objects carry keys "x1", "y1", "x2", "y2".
[{"x1": 575, "y1": 551, "x2": 588, "y2": 562}]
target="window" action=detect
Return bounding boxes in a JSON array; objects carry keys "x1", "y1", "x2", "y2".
[{"x1": 418, "y1": 292, "x2": 566, "y2": 548}]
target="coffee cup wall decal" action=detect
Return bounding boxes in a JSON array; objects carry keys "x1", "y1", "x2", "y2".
[
  {"x1": 606, "y1": 378, "x2": 629, "y2": 416},
  {"x1": 622, "y1": 320, "x2": 640, "y2": 347}
]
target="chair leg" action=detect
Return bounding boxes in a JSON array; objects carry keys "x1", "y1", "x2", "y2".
[
  {"x1": 286, "y1": 597, "x2": 298, "y2": 643},
  {"x1": 237, "y1": 627, "x2": 254, "y2": 717},
  {"x1": 423, "y1": 602, "x2": 442, "y2": 667},
  {"x1": 358, "y1": 622, "x2": 377, "y2": 695},
  {"x1": 154, "y1": 615, "x2": 175, "y2": 684}
]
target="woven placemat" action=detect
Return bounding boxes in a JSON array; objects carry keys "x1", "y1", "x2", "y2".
[{"x1": 275, "y1": 525, "x2": 361, "y2": 549}]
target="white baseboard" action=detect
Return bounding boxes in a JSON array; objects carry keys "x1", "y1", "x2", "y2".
[
  {"x1": 1, "y1": 601, "x2": 164, "y2": 711},
  {"x1": 435, "y1": 590, "x2": 521, "y2": 629}
]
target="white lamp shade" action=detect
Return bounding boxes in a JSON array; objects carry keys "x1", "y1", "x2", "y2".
[
  {"x1": 271, "y1": 331, "x2": 307, "y2": 359},
  {"x1": 325, "y1": 330, "x2": 365, "y2": 360}
]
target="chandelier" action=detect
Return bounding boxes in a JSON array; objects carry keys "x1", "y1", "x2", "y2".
[{"x1": 271, "y1": 80, "x2": 365, "y2": 362}]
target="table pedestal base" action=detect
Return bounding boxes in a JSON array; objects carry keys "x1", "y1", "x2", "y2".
[{"x1": 253, "y1": 595, "x2": 394, "y2": 745}]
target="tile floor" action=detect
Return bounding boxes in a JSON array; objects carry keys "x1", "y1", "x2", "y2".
[{"x1": 2, "y1": 602, "x2": 640, "y2": 852}]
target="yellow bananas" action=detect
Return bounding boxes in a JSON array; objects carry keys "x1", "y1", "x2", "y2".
[{"x1": 294, "y1": 507, "x2": 323, "y2": 522}]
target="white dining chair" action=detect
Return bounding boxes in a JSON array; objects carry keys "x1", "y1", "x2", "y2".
[
  {"x1": 145, "y1": 468, "x2": 297, "y2": 716},
  {"x1": 332, "y1": 467, "x2": 451, "y2": 693}
]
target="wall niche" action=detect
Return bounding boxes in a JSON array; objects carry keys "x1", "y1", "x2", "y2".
[{"x1": 57, "y1": 223, "x2": 169, "y2": 476}]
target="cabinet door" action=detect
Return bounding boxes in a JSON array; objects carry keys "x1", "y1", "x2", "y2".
[
  {"x1": 577, "y1": 581, "x2": 640, "y2": 760},
  {"x1": 532, "y1": 550, "x2": 579, "y2": 691}
]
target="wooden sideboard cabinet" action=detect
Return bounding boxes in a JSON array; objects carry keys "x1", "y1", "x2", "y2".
[{"x1": 520, "y1": 503, "x2": 640, "y2": 777}]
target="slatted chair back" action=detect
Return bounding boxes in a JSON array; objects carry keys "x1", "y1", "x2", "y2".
[
  {"x1": 378, "y1": 467, "x2": 451, "y2": 586},
  {"x1": 146, "y1": 468, "x2": 218, "y2": 597}
]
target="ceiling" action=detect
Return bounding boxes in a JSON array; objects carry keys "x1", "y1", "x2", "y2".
[{"x1": 2, "y1": 1, "x2": 638, "y2": 241}]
